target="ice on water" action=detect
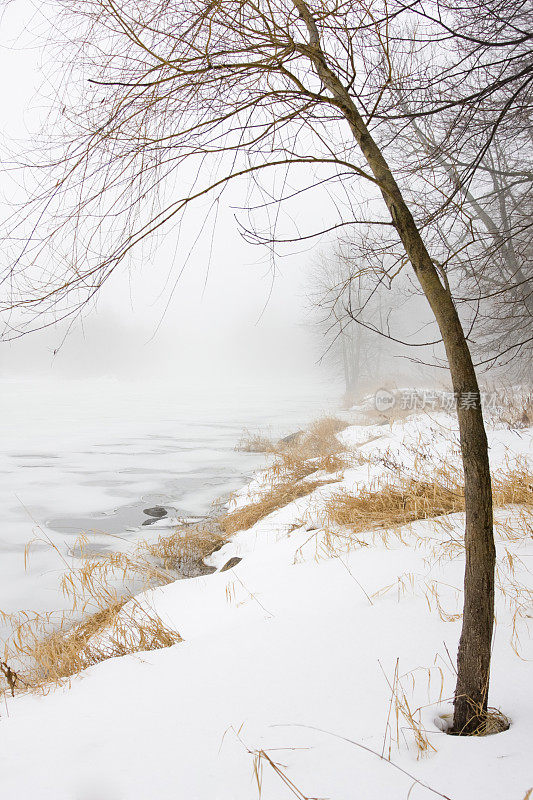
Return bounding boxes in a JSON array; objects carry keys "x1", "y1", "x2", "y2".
[{"x1": 0, "y1": 377, "x2": 333, "y2": 638}]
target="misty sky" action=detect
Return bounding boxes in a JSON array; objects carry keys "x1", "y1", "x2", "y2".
[
  {"x1": 0, "y1": 3, "x2": 339, "y2": 393},
  {"x1": 0, "y1": 3, "x2": 446, "y2": 397}
]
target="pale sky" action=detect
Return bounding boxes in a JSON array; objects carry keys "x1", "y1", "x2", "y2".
[
  {"x1": 0, "y1": 2, "x2": 340, "y2": 393},
  {"x1": 0, "y1": 2, "x2": 441, "y2": 396}
]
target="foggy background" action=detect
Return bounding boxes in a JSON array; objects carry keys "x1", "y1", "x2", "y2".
[
  {"x1": 0, "y1": 3, "x2": 334, "y2": 395},
  {"x1": 0, "y1": 2, "x2": 444, "y2": 400}
]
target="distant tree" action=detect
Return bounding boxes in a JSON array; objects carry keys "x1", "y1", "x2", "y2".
[
  {"x1": 394, "y1": 109, "x2": 532, "y2": 380},
  {"x1": 2, "y1": 0, "x2": 530, "y2": 733},
  {"x1": 308, "y1": 246, "x2": 391, "y2": 403}
]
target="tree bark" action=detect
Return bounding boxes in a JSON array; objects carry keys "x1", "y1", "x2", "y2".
[{"x1": 294, "y1": 0, "x2": 495, "y2": 734}]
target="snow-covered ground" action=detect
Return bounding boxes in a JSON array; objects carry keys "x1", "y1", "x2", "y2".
[{"x1": 0, "y1": 404, "x2": 531, "y2": 799}]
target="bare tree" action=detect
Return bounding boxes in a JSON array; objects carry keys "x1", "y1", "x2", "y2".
[
  {"x1": 384, "y1": 0, "x2": 533, "y2": 377},
  {"x1": 2, "y1": 0, "x2": 529, "y2": 733},
  {"x1": 307, "y1": 245, "x2": 392, "y2": 403},
  {"x1": 393, "y1": 104, "x2": 532, "y2": 379}
]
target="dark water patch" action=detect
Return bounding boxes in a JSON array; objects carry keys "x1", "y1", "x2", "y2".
[
  {"x1": 46, "y1": 497, "x2": 190, "y2": 541},
  {"x1": 144, "y1": 506, "x2": 167, "y2": 518}
]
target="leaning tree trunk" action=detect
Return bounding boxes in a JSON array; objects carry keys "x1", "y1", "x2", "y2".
[
  {"x1": 348, "y1": 114, "x2": 495, "y2": 735},
  {"x1": 294, "y1": 0, "x2": 496, "y2": 734}
]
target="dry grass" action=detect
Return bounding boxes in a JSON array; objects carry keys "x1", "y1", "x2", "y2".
[
  {"x1": 273, "y1": 417, "x2": 349, "y2": 479},
  {"x1": 357, "y1": 404, "x2": 416, "y2": 427},
  {"x1": 1, "y1": 588, "x2": 181, "y2": 695},
  {"x1": 309, "y1": 415, "x2": 350, "y2": 439},
  {"x1": 381, "y1": 660, "x2": 444, "y2": 758},
  {"x1": 492, "y1": 513, "x2": 533, "y2": 658},
  {"x1": 238, "y1": 416, "x2": 349, "y2": 462},
  {"x1": 271, "y1": 447, "x2": 346, "y2": 482},
  {"x1": 252, "y1": 748, "x2": 313, "y2": 800},
  {"x1": 145, "y1": 524, "x2": 226, "y2": 576},
  {"x1": 222, "y1": 416, "x2": 350, "y2": 535},
  {"x1": 2, "y1": 595, "x2": 181, "y2": 693},
  {"x1": 323, "y1": 456, "x2": 531, "y2": 545},
  {"x1": 325, "y1": 478, "x2": 464, "y2": 538},
  {"x1": 236, "y1": 429, "x2": 276, "y2": 453},
  {"x1": 492, "y1": 458, "x2": 533, "y2": 506},
  {"x1": 488, "y1": 389, "x2": 533, "y2": 430},
  {"x1": 0, "y1": 522, "x2": 226, "y2": 697},
  {"x1": 243, "y1": 721, "x2": 455, "y2": 800},
  {"x1": 221, "y1": 477, "x2": 338, "y2": 535},
  {"x1": 283, "y1": 416, "x2": 348, "y2": 464},
  {"x1": 447, "y1": 703, "x2": 510, "y2": 736},
  {"x1": 227, "y1": 416, "x2": 532, "y2": 543},
  {"x1": 349, "y1": 388, "x2": 447, "y2": 426},
  {"x1": 314, "y1": 456, "x2": 532, "y2": 663}
]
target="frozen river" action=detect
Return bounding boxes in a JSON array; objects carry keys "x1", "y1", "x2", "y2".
[{"x1": 0, "y1": 377, "x2": 335, "y2": 640}]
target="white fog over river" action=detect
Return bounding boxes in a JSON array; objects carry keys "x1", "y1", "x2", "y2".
[{"x1": 0, "y1": 378, "x2": 337, "y2": 641}]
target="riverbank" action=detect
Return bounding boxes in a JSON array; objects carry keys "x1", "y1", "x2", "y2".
[
  {"x1": 0, "y1": 401, "x2": 532, "y2": 799},
  {"x1": 0, "y1": 377, "x2": 336, "y2": 641}
]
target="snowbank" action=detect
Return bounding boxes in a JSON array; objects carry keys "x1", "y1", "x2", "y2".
[{"x1": 0, "y1": 412, "x2": 531, "y2": 799}]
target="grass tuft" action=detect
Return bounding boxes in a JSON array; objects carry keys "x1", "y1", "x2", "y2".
[
  {"x1": 325, "y1": 478, "x2": 463, "y2": 536},
  {"x1": 222, "y1": 416, "x2": 350, "y2": 534},
  {"x1": 145, "y1": 524, "x2": 226, "y2": 576},
  {"x1": 221, "y1": 476, "x2": 338, "y2": 535},
  {"x1": 0, "y1": 522, "x2": 225, "y2": 697},
  {"x1": 236, "y1": 430, "x2": 276, "y2": 453},
  {"x1": 1, "y1": 593, "x2": 181, "y2": 695}
]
